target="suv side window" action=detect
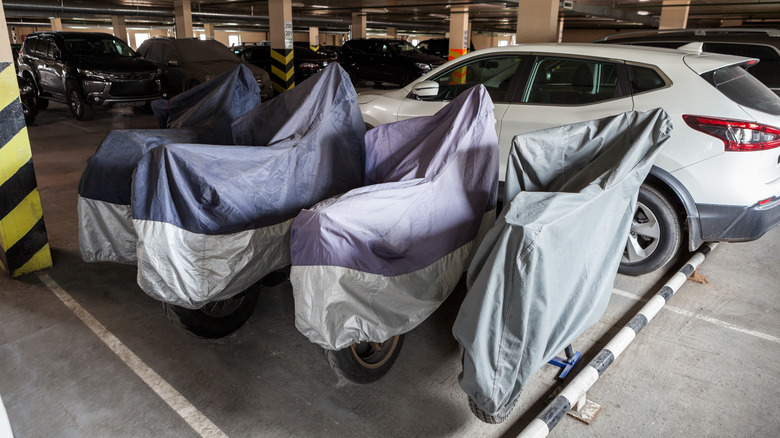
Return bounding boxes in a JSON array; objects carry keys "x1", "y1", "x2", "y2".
[
  {"x1": 627, "y1": 64, "x2": 667, "y2": 94},
  {"x1": 47, "y1": 40, "x2": 61, "y2": 59},
  {"x1": 427, "y1": 55, "x2": 524, "y2": 103},
  {"x1": 145, "y1": 41, "x2": 164, "y2": 62},
  {"x1": 523, "y1": 56, "x2": 623, "y2": 105},
  {"x1": 34, "y1": 38, "x2": 50, "y2": 57},
  {"x1": 22, "y1": 36, "x2": 38, "y2": 55}
]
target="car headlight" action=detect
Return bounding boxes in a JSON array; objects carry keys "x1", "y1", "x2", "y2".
[
  {"x1": 414, "y1": 62, "x2": 432, "y2": 72},
  {"x1": 77, "y1": 69, "x2": 106, "y2": 80}
]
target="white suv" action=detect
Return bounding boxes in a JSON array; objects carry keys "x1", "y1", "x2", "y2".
[{"x1": 359, "y1": 43, "x2": 780, "y2": 275}]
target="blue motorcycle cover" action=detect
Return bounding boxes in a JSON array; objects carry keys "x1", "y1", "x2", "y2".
[
  {"x1": 452, "y1": 109, "x2": 672, "y2": 419},
  {"x1": 291, "y1": 85, "x2": 499, "y2": 350},
  {"x1": 132, "y1": 64, "x2": 365, "y2": 308}
]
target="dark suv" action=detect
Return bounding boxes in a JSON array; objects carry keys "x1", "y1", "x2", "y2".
[
  {"x1": 594, "y1": 28, "x2": 780, "y2": 96},
  {"x1": 338, "y1": 38, "x2": 443, "y2": 86},
  {"x1": 17, "y1": 32, "x2": 165, "y2": 120}
]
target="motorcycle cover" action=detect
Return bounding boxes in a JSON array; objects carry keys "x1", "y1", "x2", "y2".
[
  {"x1": 291, "y1": 85, "x2": 499, "y2": 351},
  {"x1": 132, "y1": 64, "x2": 365, "y2": 309},
  {"x1": 78, "y1": 65, "x2": 263, "y2": 264},
  {"x1": 452, "y1": 108, "x2": 672, "y2": 419},
  {"x1": 150, "y1": 63, "x2": 261, "y2": 132}
]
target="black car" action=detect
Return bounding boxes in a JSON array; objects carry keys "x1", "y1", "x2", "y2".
[
  {"x1": 137, "y1": 38, "x2": 273, "y2": 101},
  {"x1": 416, "y1": 38, "x2": 475, "y2": 61},
  {"x1": 594, "y1": 28, "x2": 780, "y2": 96},
  {"x1": 233, "y1": 45, "x2": 335, "y2": 85},
  {"x1": 338, "y1": 38, "x2": 444, "y2": 86},
  {"x1": 17, "y1": 32, "x2": 165, "y2": 121}
]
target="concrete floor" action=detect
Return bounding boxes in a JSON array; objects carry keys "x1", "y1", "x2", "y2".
[{"x1": 1, "y1": 103, "x2": 779, "y2": 438}]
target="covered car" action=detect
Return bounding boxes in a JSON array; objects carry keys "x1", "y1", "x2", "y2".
[
  {"x1": 290, "y1": 85, "x2": 498, "y2": 381},
  {"x1": 132, "y1": 63, "x2": 365, "y2": 310},
  {"x1": 452, "y1": 109, "x2": 672, "y2": 422},
  {"x1": 77, "y1": 64, "x2": 262, "y2": 264}
]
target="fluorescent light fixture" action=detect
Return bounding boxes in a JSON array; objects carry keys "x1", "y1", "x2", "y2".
[
  {"x1": 637, "y1": 10, "x2": 651, "y2": 15},
  {"x1": 312, "y1": 5, "x2": 329, "y2": 8},
  {"x1": 429, "y1": 13, "x2": 450, "y2": 19},
  {"x1": 363, "y1": 8, "x2": 388, "y2": 13}
]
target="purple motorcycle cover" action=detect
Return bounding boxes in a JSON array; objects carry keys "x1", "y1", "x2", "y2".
[{"x1": 291, "y1": 85, "x2": 499, "y2": 350}]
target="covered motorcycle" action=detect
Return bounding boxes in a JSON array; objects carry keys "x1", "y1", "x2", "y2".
[
  {"x1": 453, "y1": 109, "x2": 671, "y2": 422},
  {"x1": 290, "y1": 85, "x2": 498, "y2": 382}
]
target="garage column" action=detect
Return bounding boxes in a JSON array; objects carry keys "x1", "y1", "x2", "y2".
[
  {"x1": 449, "y1": 6, "x2": 469, "y2": 61},
  {"x1": 386, "y1": 27, "x2": 397, "y2": 39},
  {"x1": 203, "y1": 23, "x2": 215, "y2": 40},
  {"x1": 351, "y1": 12, "x2": 366, "y2": 39},
  {"x1": 659, "y1": 0, "x2": 690, "y2": 29},
  {"x1": 309, "y1": 27, "x2": 319, "y2": 52},
  {"x1": 49, "y1": 17, "x2": 62, "y2": 31},
  {"x1": 269, "y1": 0, "x2": 295, "y2": 93},
  {"x1": 111, "y1": 16, "x2": 127, "y2": 43},
  {"x1": 516, "y1": 0, "x2": 558, "y2": 43},
  {"x1": 0, "y1": 2, "x2": 53, "y2": 278},
  {"x1": 174, "y1": 0, "x2": 194, "y2": 39}
]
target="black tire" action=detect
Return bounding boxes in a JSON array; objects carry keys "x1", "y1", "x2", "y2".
[
  {"x1": 326, "y1": 334, "x2": 404, "y2": 384},
  {"x1": 163, "y1": 287, "x2": 260, "y2": 339},
  {"x1": 66, "y1": 80, "x2": 94, "y2": 121},
  {"x1": 619, "y1": 184, "x2": 682, "y2": 276},
  {"x1": 468, "y1": 396, "x2": 515, "y2": 424},
  {"x1": 18, "y1": 77, "x2": 38, "y2": 125}
]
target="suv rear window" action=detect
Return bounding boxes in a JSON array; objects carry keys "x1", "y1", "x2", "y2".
[{"x1": 702, "y1": 65, "x2": 780, "y2": 115}]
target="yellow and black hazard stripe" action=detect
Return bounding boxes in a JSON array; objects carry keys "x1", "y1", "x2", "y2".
[
  {"x1": 270, "y1": 48, "x2": 295, "y2": 94},
  {"x1": 309, "y1": 44, "x2": 319, "y2": 53},
  {"x1": 0, "y1": 61, "x2": 52, "y2": 277}
]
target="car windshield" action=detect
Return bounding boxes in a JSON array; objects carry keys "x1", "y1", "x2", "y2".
[
  {"x1": 175, "y1": 40, "x2": 240, "y2": 62},
  {"x1": 64, "y1": 36, "x2": 135, "y2": 57},
  {"x1": 704, "y1": 65, "x2": 780, "y2": 115},
  {"x1": 387, "y1": 40, "x2": 420, "y2": 55}
]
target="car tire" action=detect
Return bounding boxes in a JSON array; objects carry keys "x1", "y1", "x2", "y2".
[
  {"x1": 18, "y1": 77, "x2": 38, "y2": 125},
  {"x1": 619, "y1": 184, "x2": 682, "y2": 276},
  {"x1": 326, "y1": 334, "x2": 404, "y2": 384},
  {"x1": 66, "y1": 80, "x2": 94, "y2": 121},
  {"x1": 163, "y1": 287, "x2": 261, "y2": 339}
]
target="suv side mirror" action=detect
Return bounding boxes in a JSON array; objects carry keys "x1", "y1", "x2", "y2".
[
  {"x1": 411, "y1": 80, "x2": 439, "y2": 98},
  {"x1": 167, "y1": 59, "x2": 180, "y2": 67}
]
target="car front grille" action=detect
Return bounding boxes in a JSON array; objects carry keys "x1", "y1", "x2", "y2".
[{"x1": 110, "y1": 80, "x2": 158, "y2": 97}]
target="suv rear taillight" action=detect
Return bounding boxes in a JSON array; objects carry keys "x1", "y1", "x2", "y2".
[{"x1": 683, "y1": 115, "x2": 780, "y2": 151}]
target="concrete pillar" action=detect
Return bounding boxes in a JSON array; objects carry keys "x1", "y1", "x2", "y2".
[
  {"x1": 204, "y1": 23, "x2": 215, "y2": 40},
  {"x1": 49, "y1": 17, "x2": 62, "y2": 31},
  {"x1": 270, "y1": 0, "x2": 295, "y2": 93},
  {"x1": 351, "y1": 12, "x2": 367, "y2": 40},
  {"x1": 515, "y1": 0, "x2": 558, "y2": 43},
  {"x1": 449, "y1": 6, "x2": 469, "y2": 85},
  {"x1": 659, "y1": 0, "x2": 690, "y2": 30},
  {"x1": 111, "y1": 16, "x2": 127, "y2": 43},
  {"x1": 386, "y1": 27, "x2": 397, "y2": 39},
  {"x1": 0, "y1": 1, "x2": 53, "y2": 278},
  {"x1": 448, "y1": 5, "x2": 469, "y2": 61},
  {"x1": 309, "y1": 26, "x2": 319, "y2": 51},
  {"x1": 174, "y1": 0, "x2": 193, "y2": 39}
]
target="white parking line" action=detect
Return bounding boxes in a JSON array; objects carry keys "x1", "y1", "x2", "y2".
[
  {"x1": 37, "y1": 273, "x2": 228, "y2": 438},
  {"x1": 612, "y1": 287, "x2": 780, "y2": 344}
]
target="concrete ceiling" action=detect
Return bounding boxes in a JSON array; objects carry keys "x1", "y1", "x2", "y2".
[{"x1": 4, "y1": 0, "x2": 780, "y2": 35}]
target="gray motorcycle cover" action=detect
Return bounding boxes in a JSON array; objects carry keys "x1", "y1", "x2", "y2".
[{"x1": 452, "y1": 109, "x2": 672, "y2": 418}]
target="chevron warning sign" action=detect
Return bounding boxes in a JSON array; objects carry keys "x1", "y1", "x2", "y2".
[
  {"x1": 271, "y1": 48, "x2": 296, "y2": 94},
  {"x1": 0, "y1": 62, "x2": 52, "y2": 277}
]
